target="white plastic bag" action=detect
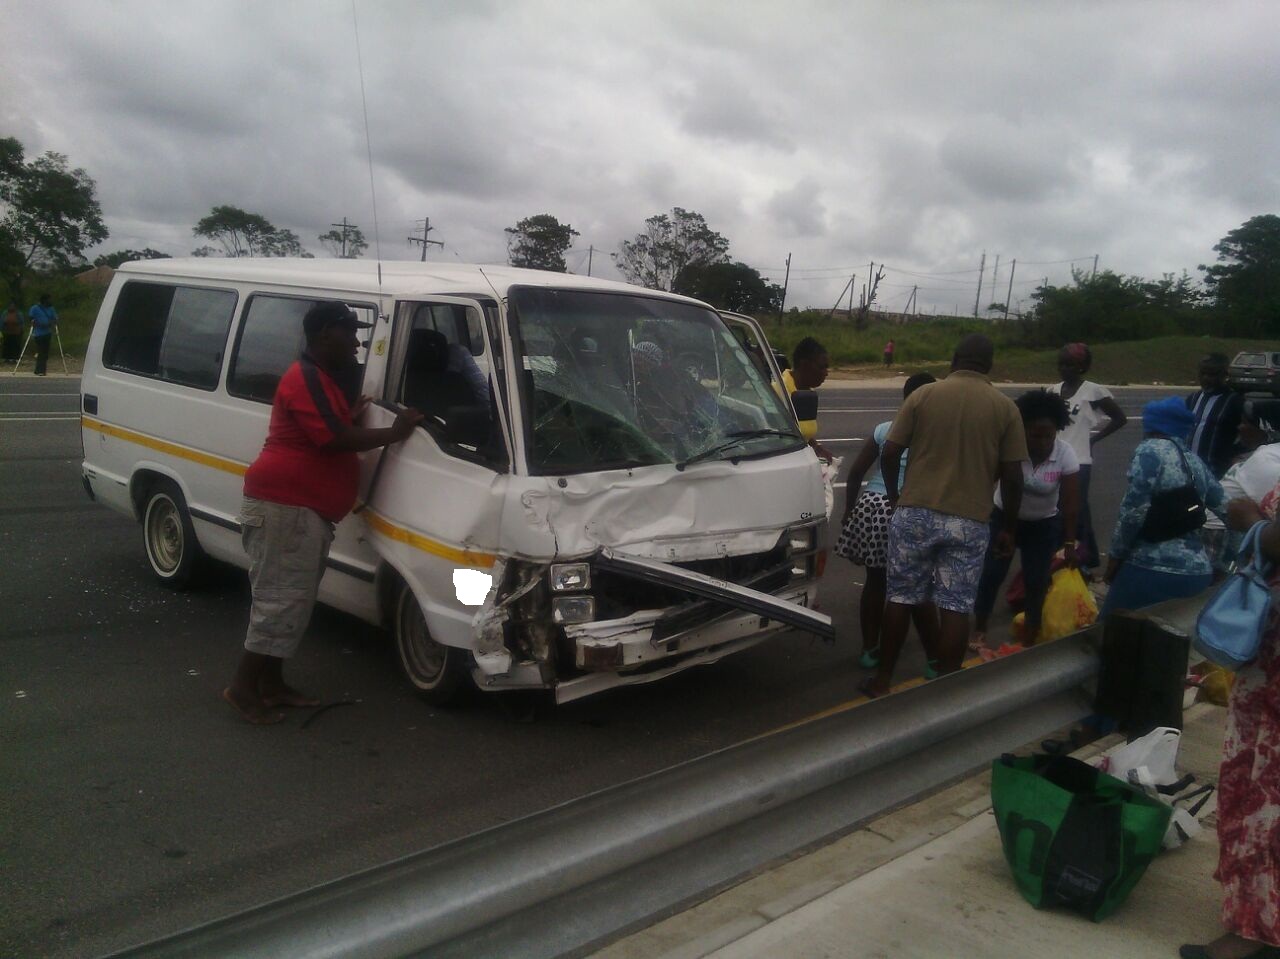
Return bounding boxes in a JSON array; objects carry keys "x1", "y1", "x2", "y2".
[
  {"x1": 820, "y1": 455, "x2": 843, "y2": 520},
  {"x1": 1092, "y1": 726, "x2": 1181, "y2": 789}
]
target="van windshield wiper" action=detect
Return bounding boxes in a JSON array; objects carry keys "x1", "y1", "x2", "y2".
[{"x1": 675, "y1": 429, "x2": 801, "y2": 471}]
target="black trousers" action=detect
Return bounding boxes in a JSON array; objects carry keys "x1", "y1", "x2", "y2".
[{"x1": 33, "y1": 334, "x2": 51, "y2": 375}]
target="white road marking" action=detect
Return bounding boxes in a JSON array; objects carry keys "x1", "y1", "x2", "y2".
[{"x1": 0, "y1": 415, "x2": 81, "y2": 421}]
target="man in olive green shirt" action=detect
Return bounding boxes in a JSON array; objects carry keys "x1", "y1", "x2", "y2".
[{"x1": 861, "y1": 335, "x2": 1028, "y2": 696}]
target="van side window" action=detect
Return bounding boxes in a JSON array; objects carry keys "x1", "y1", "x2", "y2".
[
  {"x1": 228, "y1": 295, "x2": 373, "y2": 404},
  {"x1": 393, "y1": 301, "x2": 506, "y2": 469},
  {"x1": 103, "y1": 281, "x2": 237, "y2": 390}
]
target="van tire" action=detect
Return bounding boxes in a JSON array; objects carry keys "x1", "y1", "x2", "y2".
[
  {"x1": 141, "y1": 479, "x2": 204, "y2": 589},
  {"x1": 393, "y1": 583, "x2": 468, "y2": 705}
]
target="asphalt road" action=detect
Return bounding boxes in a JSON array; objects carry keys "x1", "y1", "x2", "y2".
[{"x1": 0, "y1": 376, "x2": 1168, "y2": 957}]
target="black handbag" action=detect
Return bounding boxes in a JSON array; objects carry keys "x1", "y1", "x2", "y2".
[{"x1": 1139, "y1": 441, "x2": 1206, "y2": 542}]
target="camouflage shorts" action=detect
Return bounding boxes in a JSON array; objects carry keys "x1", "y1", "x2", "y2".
[{"x1": 240, "y1": 497, "x2": 334, "y2": 658}]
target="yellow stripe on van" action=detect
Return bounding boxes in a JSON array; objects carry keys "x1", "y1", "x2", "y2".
[
  {"x1": 82, "y1": 416, "x2": 248, "y2": 476},
  {"x1": 363, "y1": 510, "x2": 497, "y2": 569}
]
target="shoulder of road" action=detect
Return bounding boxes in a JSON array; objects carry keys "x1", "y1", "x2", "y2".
[{"x1": 591, "y1": 701, "x2": 1226, "y2": 959}]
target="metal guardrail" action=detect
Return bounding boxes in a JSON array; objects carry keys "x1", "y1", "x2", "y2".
[{"x1": 109, "y1": 624, "x2": 1116, "y2": 959}]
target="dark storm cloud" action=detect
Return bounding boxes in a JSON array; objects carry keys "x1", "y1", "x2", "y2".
[{"x1": 1, "y1": 0, "x2": 1278, "y2": 311}]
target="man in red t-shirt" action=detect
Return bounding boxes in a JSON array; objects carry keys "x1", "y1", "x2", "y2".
[{"x1": 224, "y1": 301, "x2": 422, "y2": 724}]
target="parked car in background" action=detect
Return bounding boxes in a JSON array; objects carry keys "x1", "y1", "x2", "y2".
[{"x1": 1228, "y1": 350, "x2": 1280, "y2": 396}]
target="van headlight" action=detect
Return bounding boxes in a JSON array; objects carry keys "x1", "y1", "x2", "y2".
[
  {"x1": 550, "y1": 562, "x2": 591, "y2": 591},
  {"x1": 552, "y1": 595, "x2": 596, "y2": 624},
  {"x1": 788, "y1": 527, "x2": 816, "y2": 554}
]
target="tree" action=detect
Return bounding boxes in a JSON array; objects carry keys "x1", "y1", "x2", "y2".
[
  {"x1": 94, "y1": 248, "x2": 170, "y2": 268},
  {"x1": 674, "y1": 261, "x2": 782, "y2": 313},
  {"x1": 318, "y1": 222, "x2": 368, "y2": 258},
  {"x1": 192, "y1": 205, "x2": 309, "y2": 257},
  {"x1": 1201, "y1": 214, "x2": 1280, "y2": 332},
  {"x1": 615, "y1": 207, "x2": 730, "y2": 291},
  {"x1": 0, "y1": 136, "x2": 108, "y2": 302},
  {"x1": 505, "y1": 214, "x2": 578, "y2": 272}
]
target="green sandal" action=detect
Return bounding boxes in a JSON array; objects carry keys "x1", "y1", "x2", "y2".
[{"x1": 858, "y1": 648, "x2": 880, "y2": 669}]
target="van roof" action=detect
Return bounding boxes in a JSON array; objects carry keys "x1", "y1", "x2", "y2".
[{"x1": 117, "y1": 257, "x2": 706, "y2": 306}]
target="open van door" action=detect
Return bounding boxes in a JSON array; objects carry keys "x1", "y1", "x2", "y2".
[{"x1": 356, "y1": 295, "x2": 512, "y2": 702}]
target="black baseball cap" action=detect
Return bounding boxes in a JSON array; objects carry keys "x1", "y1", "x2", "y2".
[{"x1": 302, "y1": 300, "x2": 372, "y2": 339}]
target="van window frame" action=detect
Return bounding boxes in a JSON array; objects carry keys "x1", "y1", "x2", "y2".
[
  {"x1": 226, "y1": 291, "x2": 378, "y2": 405},
  {"x1": 385, "y1": 295, "x2": 511, "y2": 472},
  {"x1": 101, "y1": 279, "x2": 239, "y2": 391}
]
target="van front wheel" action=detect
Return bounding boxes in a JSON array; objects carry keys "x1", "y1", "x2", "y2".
[
  {"x1": 393, "y1": 584, "x2": 468, "y2": 705},
  {"x1": 142, "y1": 479, "x2": 203, "y2": 589}
]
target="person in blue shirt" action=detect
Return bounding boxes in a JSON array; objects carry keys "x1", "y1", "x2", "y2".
[
  {"x1": 1101, "y1": 396, "x2": 1226, "y2": 616},
  {"x1": 28, "y1": 294, "x2": 57, "y2": 376},
  {"x1": 835, "y1": 372, "x2": 938, "y2": 671}
]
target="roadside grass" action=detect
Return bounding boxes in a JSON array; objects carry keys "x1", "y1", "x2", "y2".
[
  {"x1": 758, "y1": 312, "x2": 1273, "y2": 386},
  {"x1": 12, "y1": 275, "x2": 107, "y2": 361}
]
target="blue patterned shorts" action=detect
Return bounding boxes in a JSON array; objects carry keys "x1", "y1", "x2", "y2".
[{"x1": 886, "y1": 506, "x2": 991, "y2": 613}]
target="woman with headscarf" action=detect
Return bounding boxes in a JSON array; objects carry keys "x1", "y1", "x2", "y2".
[
  {"x1": 1047, "y1": 343, "x2": 1127, "y2": 572},
  {"x1": 1100, "y1": 397, "x2": 1225, "y2": 616}
]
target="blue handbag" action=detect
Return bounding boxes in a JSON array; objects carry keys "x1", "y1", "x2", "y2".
[{"x1": 1194, "y1": 520, "x2": 1274, "y2": 670}]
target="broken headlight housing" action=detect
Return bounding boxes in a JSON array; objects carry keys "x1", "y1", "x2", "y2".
[
  {"x1": 549, "y1": 562, "x2": 591, "y2": 592},
  {"x1": 552, "y1": 595, "x2": 596, "y2": 624}
]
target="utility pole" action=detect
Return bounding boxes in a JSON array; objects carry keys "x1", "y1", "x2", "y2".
[
  {"x1": 990, "y1": 254, "x2": 1000, "y2": 315},
  {"x1": 847, "y1": 269, "x2": 857, "y2": 316},
  {"x1": 329, "y1": 217, "x2": 359, "y2": 258},
  {"x1": 1004, "y1": 258, "x2": 1016, "y2": 320},
  {"x1": 586, "y1": 246, "x2": 594, "y2": 277},
  {"x1": 973, "y1": 251, "x2": 986, "y2": 317},
  {"x1": 407, "y1": 217, "x2": 443, "y2": 261},
  {"x1": 777, "y1": 252, "x2": 791, "y2": 324},
  {"x1": 1091, "y1": 254, "x2": 1099, "y2": 279}
]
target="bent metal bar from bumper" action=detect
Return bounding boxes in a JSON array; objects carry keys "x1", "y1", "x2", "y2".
[{"x1": 592, "y1": 546, "x2": 833, "y2": 642}]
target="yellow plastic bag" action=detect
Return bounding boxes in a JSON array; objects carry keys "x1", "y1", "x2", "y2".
[
  {"x1": 1190, "y1": 661, "x2": 1235, "y2": 706},
  {"x1": 1038, "y1": 567, "x2": 1099, "y2": 643}
]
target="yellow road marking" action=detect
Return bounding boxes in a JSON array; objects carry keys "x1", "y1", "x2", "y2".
[{"x1": 762, "y1": 656, "x2": 987, "y2": 737}]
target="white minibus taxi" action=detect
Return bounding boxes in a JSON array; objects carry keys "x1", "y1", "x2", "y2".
[{"x1": 80, "y1": 259, "x2": 830, "y2": 703}]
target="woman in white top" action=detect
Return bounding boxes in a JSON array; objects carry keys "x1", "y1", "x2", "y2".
[
  {"x1": 1047, "y1": 343, "x2": 1127, "y2": 570},
  {"x1": 972, "y1": 390, "x2": 1080, "y2": 646}
]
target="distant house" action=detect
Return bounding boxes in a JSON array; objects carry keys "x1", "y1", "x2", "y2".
[{"x1": 75, "y1": 265, "x2": 115, "y2": 287}]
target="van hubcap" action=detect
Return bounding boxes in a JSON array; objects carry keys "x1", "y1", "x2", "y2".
[
  {"x1": 146, "y1": 496, "x2": 182, "y2": 573},
  {"x1": 399, "y1": 592, "x2": 446, "y2": 687}
]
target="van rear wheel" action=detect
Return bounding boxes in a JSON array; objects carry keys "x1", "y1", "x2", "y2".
[
  {"x1": 142, "y1": 478, "x2": 203, "y2": 589},
  {"x1": 393, "y1": 583, "x2": 468, "y2": 705}
]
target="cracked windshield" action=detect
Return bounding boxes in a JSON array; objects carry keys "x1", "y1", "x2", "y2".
[{"x1": 511, "y1": 287, "x2": 801, "y2": 473}]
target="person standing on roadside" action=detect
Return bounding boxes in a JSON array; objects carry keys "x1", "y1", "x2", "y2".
[
  {"x1": 1100, "y1": 397, "x2": 1224, "y2": 616},
  {"x1": 836, "y1": 372, "x2": 938, "y2": 670},
  {"x1": 861, "y1": 335, "x2": 1027, "y2": 697},
  {"x1": 1047, "y1": 343, "x2": 1126, "y2": 572},
  {"x1": 224, "y1": 301, "x2": 424, "y2": 724},
  {"x1": 1188, "y1": 353, "x2": 1244, "y2": 478},
  {"x1": 782, "y1": 336, "x2": 834, "y2": 463},
  {"x1": 2, "y1": 301, "x2": 22, "y2": 362},
  {"x1": 883, "y1": 339, "x2": 895, "y2": 368},
  {"x1": 28, "y1": 294, "x2": 56, "y2": 376}
]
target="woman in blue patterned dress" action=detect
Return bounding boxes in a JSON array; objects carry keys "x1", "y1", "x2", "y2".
[{"x1": 1101, "y1": 397, "x2": 1225, "y2": 615}]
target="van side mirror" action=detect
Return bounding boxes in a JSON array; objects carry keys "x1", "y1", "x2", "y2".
[{"x1": 790, "y1": 389, "x2": 818, "y2": 421}]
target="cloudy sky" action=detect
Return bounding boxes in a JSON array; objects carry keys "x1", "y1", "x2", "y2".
[{"x1": 3, "y1": 0, "x2": 1277, "y2": 314}]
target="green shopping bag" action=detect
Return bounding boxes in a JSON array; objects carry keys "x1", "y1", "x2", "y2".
[{"x1": 991, "y1": 753, "x2": 1172, "y2": 921}]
